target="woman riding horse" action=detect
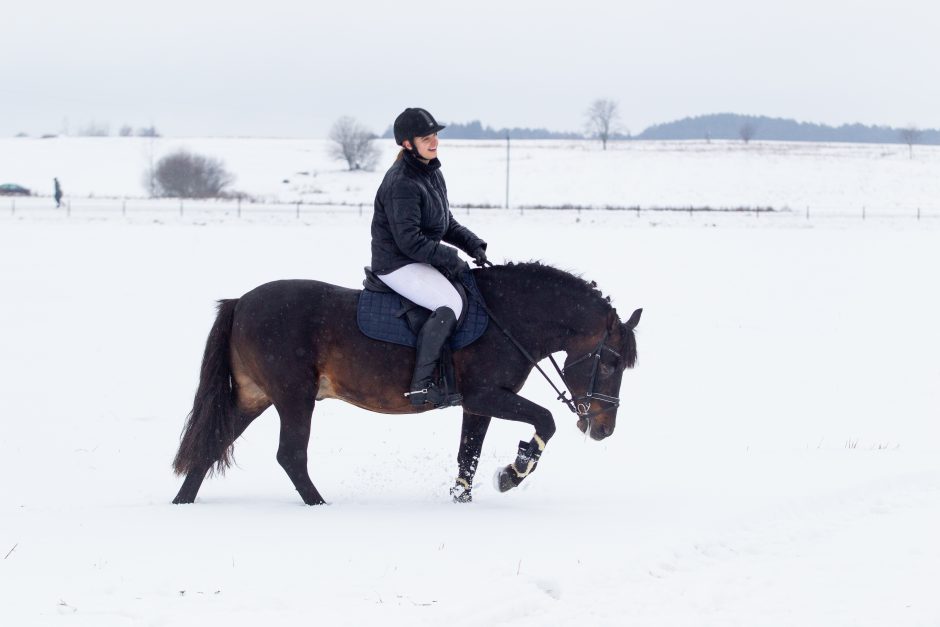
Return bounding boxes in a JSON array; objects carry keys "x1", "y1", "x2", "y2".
[
  {"x1": 371, "y1": 107, "x2": 489, "y2": 409},
  {"x1": 170, "y1": 111, "x2": 643, "y2": 506}
]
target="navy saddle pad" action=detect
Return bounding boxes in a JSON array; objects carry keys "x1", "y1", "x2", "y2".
[{"x1": 357, "y1": 272, "x2": 489, "y2": 350}]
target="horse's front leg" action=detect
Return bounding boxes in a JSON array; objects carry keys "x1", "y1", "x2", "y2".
[
  {"x1": 451, "y1": 411, "x2": 492, "y2": 503},
  {"x1": 462, "y1": 389, "x2": 556, "y2": 494}
]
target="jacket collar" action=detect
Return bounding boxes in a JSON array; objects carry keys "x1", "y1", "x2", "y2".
[{"x1": 402, "y1": 149, "x2": 441, "y2": 175}]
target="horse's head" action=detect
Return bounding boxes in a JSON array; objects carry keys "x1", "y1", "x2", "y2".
[{"x1": 566, "y1": 307, "x2": 641, "y2": 441}]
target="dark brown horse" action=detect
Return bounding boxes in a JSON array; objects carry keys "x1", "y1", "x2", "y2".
[{"x1": 172, "y1": 262, "x2": 641, "y2": 505}]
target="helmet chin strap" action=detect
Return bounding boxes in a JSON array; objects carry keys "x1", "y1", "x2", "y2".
[{"x1": 405, "y1": 139, "x2": 430, "y2": 163}]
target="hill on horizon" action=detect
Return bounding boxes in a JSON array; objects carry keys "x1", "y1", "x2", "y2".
[
  {"x1": 384, "y1": 114, "x2": 938, "y2": 145},
  {"x1": 635, "y1": 113, "x2": 940, "y2": 145}
]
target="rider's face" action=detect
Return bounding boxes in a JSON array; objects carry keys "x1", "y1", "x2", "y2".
[{"x1": 407, "y1": 133, "x2": 439, "y2": 161}]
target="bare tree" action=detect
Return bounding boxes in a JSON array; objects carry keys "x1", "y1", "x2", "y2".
[
  {"x1": 585, "y1": 99, "x2": 620, "y2": 150},
  {"x1": 329, "y1": 116, "x2": 380, "y2": 171},
  {"x1": 739, "y1": 123, "x2": 756, "y2": 144},
  {"x1": 900, "y1": 126, "x2": 922, "y2": 159},
  {"x1": 146, "y1": 150, "x2": 234, "y2": 198},
  {"x1": 119, "y1": 125, "x2": 133, "y2": 137},
  {"x1": 78, "y1": 121, "x2": 110, "y2": 137}
]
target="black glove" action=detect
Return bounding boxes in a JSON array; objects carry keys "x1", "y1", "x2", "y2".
[
  {"x1": 471, "y1": 247, "x2": 488, "y2": 267},
  {"x1": 447, "y1": 259, "x2": 471, "y2": 278}
]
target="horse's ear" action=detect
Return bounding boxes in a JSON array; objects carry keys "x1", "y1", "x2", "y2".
[{"x1": 625, "y1": 308, "x2": 642, "y2": 330}]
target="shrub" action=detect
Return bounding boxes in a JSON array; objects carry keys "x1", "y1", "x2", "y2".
[{"x1": 148, "y1": 150, "x2": 234, "y2": 198}]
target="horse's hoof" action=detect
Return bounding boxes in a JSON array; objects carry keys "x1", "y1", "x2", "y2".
[
  {"x1": 450, "y1": 482, "x2": 472, "y2": 503},
  {"x1": 494, "y1": 465, "x2": 522, "y2": 493},
  {"x1": 299, "y1": 492, "x2": 327, "y2": 506}
]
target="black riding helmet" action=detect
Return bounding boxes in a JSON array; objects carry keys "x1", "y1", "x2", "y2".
[{"x1": 393, "y1": 107, "x2": 446, "y2": 147}]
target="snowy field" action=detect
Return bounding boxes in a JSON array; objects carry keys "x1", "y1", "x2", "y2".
[
  {"x1": 3, "y1": 137, "x2": 940, "y2": 219},
  {"x1": 1, "y1": 140, "x2": 939, "y2": 626}
]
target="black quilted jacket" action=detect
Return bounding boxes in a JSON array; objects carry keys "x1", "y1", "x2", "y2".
[{"x1": 370, "y1": 151, "x2": 486, "y2": 276}]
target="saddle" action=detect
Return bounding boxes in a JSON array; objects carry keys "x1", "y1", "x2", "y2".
[
  {"x1": 357, "y1": 267, "x2": 490, "y2": 400},
  {"x1": 358, "y1": 267, "x2": 488, "y2": 349}
]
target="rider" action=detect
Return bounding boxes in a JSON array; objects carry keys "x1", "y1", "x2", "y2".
[{"x1": 371, "y1": 107, "x2": 489, "y2": 408}]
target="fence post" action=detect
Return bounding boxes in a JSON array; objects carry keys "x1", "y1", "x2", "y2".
[
  {"x1": 296, "y1": 201, "x2": 300, "y2": 219},
  {"x1": 806, "y1": 205, "x2": 809, "y2": 220},
  {"x1": 862, "y1": 206, "x2": 866, "y2": 221},
  {"x1": 237, "y1": 197, "x2": 242, "y2": 219},
  {"x1": 917, "y1": 207, "x2": 921, "y2": 221},
  {"x1": 358, "y1": 203, "x2": 362, "y2": 217}
]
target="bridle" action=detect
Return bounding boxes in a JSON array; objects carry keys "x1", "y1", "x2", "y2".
[{"x1": 552, "y1": 330, "x2": 622, "y2": 418}]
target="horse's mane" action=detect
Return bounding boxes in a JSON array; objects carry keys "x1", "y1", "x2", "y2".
[{"x1": 484, "y1": 261, "x2": 615, "y2": 311}]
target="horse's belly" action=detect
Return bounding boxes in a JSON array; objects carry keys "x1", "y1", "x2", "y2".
[{"x1": 315, "y1": 373, "x2": 417, "y2": 414}]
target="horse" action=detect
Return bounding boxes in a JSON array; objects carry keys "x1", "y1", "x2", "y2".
[{"x1": 171, "y1": 262, "x2": 641, "y2": 505}]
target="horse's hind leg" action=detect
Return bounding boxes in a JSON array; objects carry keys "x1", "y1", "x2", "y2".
[
  {"x1": 451, "y1": 411, "x2": 492, "y2": 503},
  {"x1": 172, "y1": 406, "x2": 268, "y2": 504},
  {"x1": 273, "y1": 394, "x2": 325, "y2": 506}
]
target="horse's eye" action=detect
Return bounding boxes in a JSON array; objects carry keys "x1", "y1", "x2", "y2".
[{"x1": 600, "y1": 364, "x2": 614, "y2": 378}]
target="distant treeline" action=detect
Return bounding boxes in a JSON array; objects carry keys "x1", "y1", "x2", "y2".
[
  {"x1": 635, "y1": 113, "x2": 940, "y2": 144},
  {"x1": 385, "y1": 113, "x2": 939, "y2": 145},
  {"x1": 382, "y1": 120, "x2": 585, "y2": 141}
]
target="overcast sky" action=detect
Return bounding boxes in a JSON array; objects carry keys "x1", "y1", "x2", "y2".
[{"x1": 4, "y1": 0, "x2": 939, "y2": 138}]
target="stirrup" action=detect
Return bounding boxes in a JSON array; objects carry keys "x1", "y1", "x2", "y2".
[{"x1": 405, "y1": 383, "x2": 462, "y2": 409}]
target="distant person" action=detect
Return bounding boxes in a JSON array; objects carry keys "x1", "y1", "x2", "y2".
[
  {"x1": 370, "y1": 107, "x2": 488, "y2": 408},
  {"x1": 53, "y1": 178, "x2": 63, "y2": 208}
]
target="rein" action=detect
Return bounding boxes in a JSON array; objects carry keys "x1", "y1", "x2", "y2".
[{"x1": 467, "y1": 265, "x2": 620, "y2": 420}]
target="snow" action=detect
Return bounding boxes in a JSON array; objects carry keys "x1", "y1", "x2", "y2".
[
  {"x1": 1, "y1": 139, "x2": 939, "y2": 626},
  {"x1": 3, "y1": 137, "x2": 940, "y2": 217}
]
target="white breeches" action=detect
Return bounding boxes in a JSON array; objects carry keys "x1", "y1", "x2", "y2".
[{"x1": 378, "y1": 263, "x2": 463, "y2": 320}]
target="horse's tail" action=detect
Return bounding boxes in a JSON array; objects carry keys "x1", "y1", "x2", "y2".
[{"x1": 173, "y1": 299, "x2": 239, "y2": 477}]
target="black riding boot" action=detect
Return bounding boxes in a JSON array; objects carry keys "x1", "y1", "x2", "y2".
[{"x1": 406, "y1": 306, "x2": 462, "y2": 408}]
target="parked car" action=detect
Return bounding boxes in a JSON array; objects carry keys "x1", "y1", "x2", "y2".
[{"x1": 0, "y1": 183, "x2": 31, "y2": 196}]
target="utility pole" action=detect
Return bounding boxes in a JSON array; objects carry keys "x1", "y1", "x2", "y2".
[{"x1": 505, "y1": 131, "x2": 510, "y2": 209}]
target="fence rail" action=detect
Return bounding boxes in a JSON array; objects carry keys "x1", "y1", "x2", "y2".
[{"x1": 4, "y1": 195, "x2": 940, "y2": 224}]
